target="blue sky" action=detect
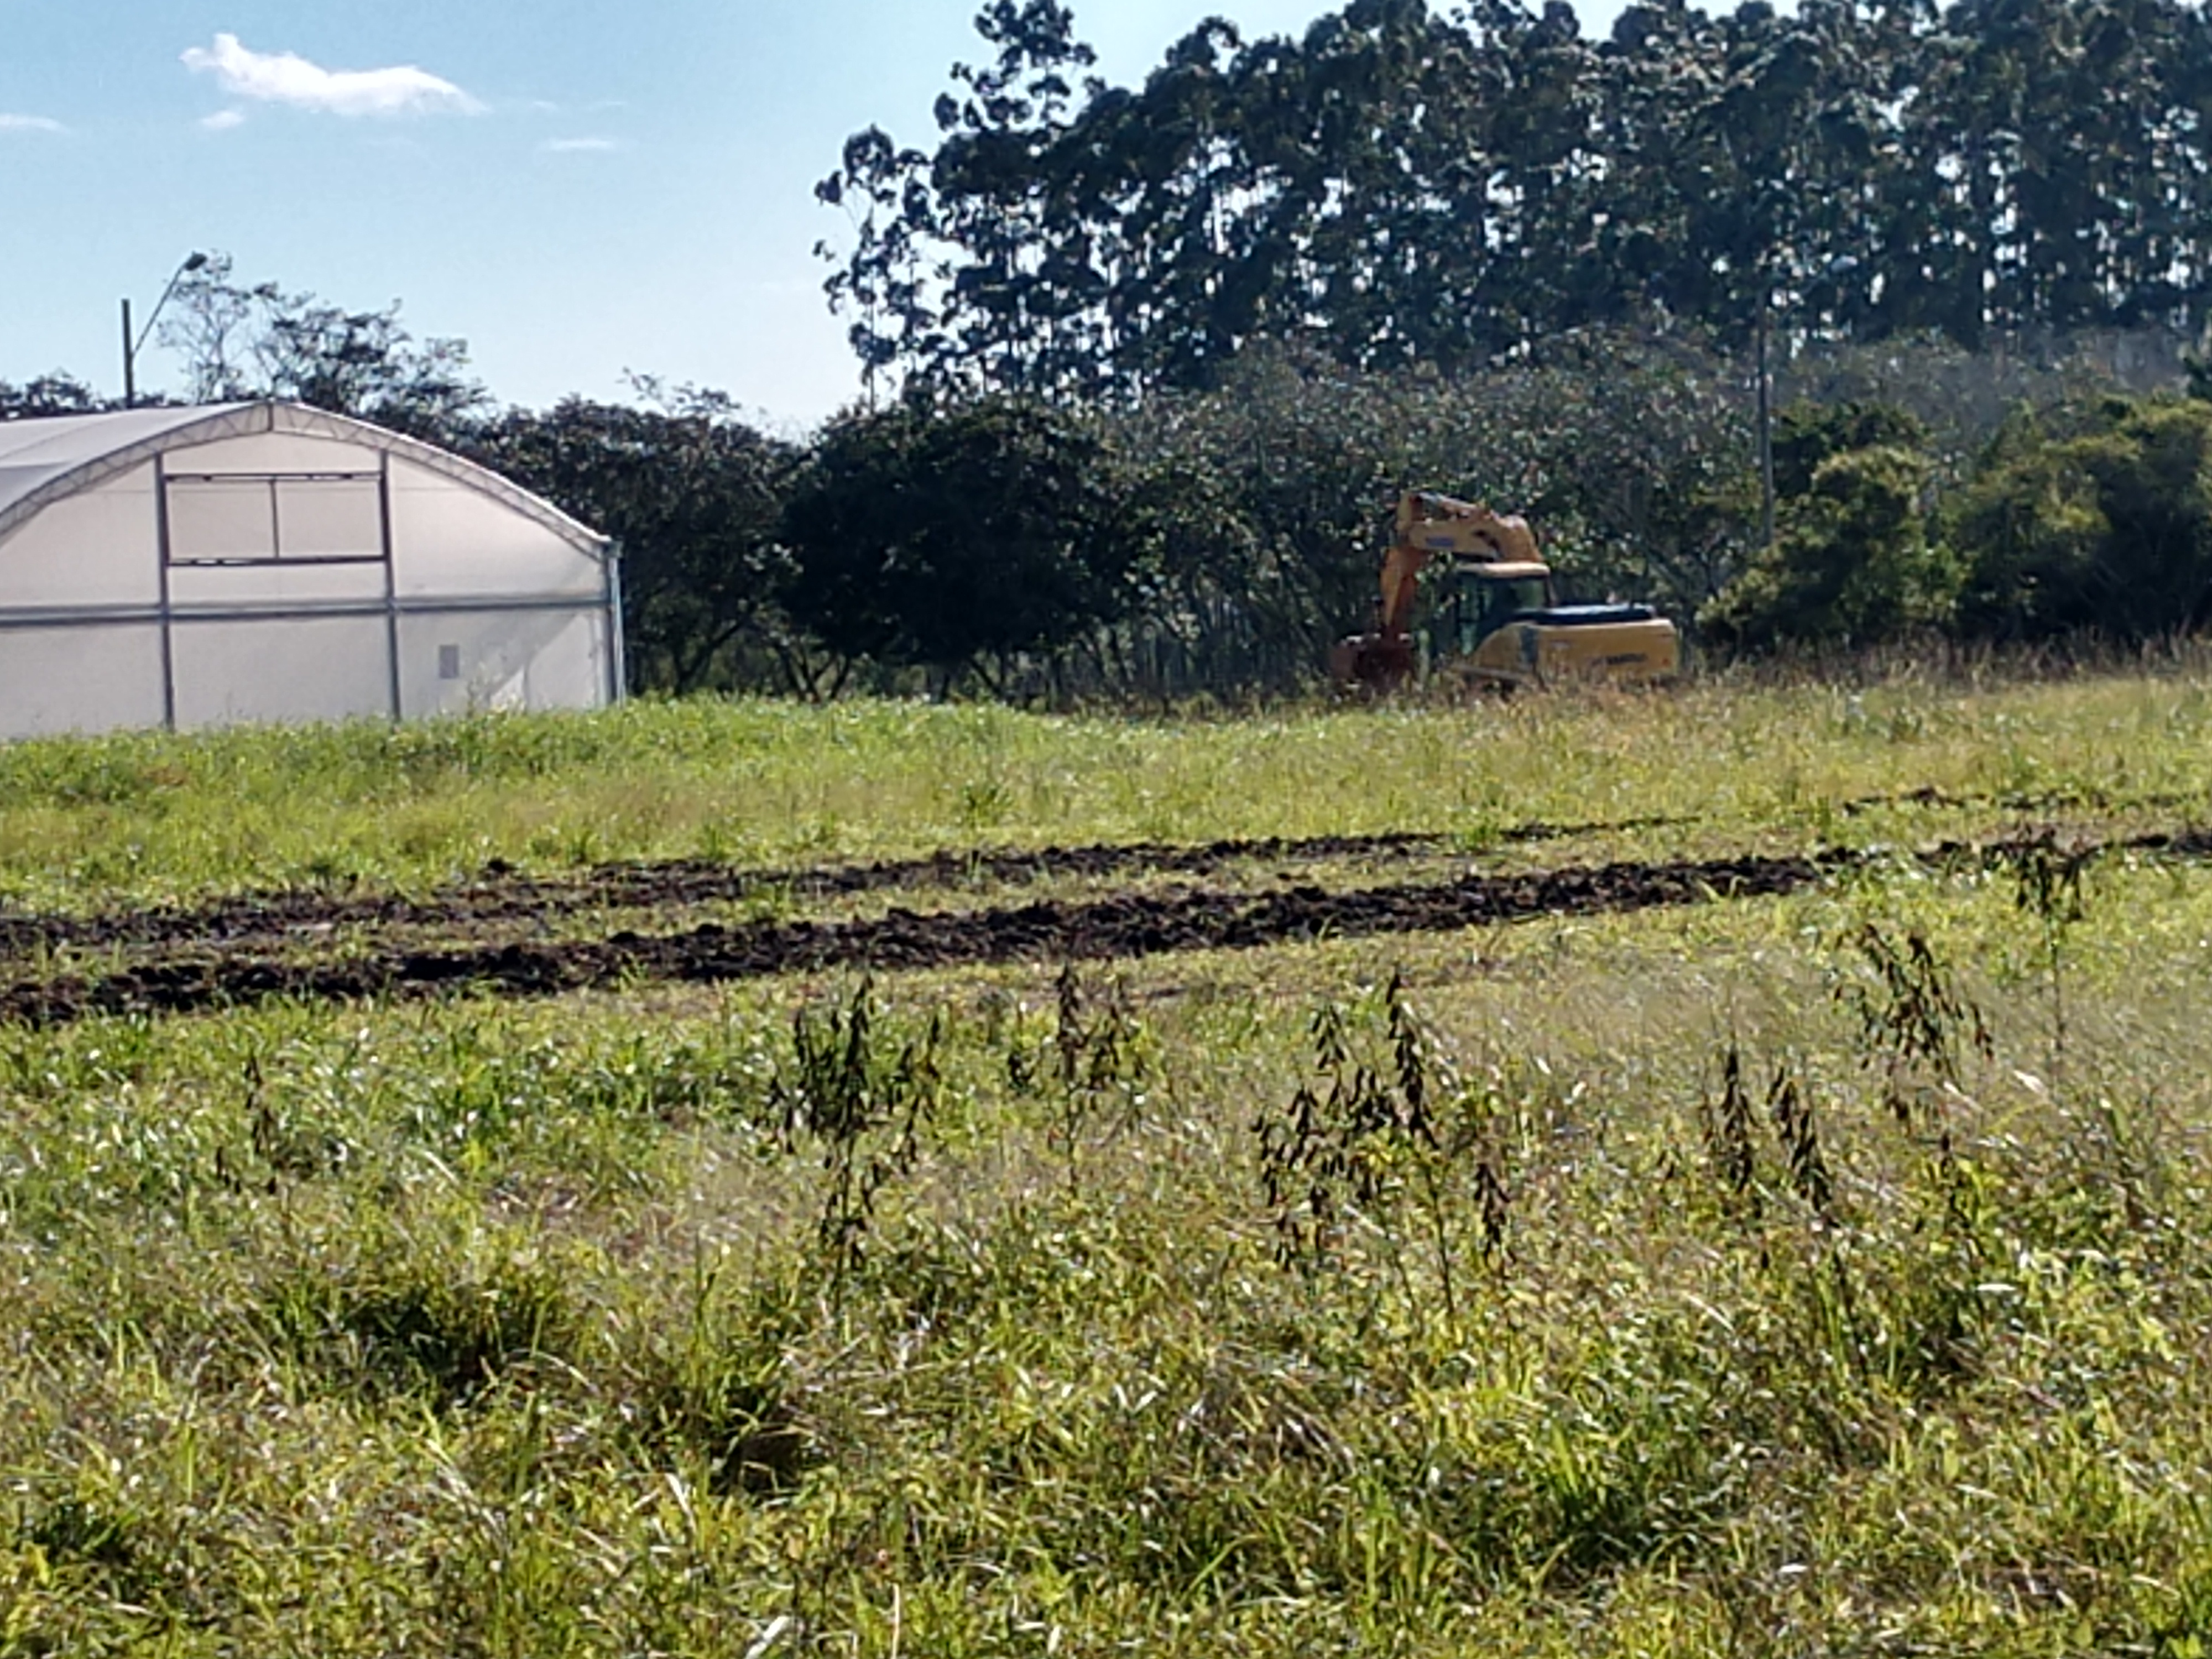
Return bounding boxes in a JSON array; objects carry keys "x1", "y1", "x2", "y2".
[{"x1": 2, "y1": 1, "x2": 1627, "y2": 430}]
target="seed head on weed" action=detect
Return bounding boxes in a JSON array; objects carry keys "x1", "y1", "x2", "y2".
[
  {"x1": 1253, "y1": 970, "x2": 1509, "y2": 1324},
  {"x1": 1835, "y1": 924, "x2": 1990, "y2": 1132}
]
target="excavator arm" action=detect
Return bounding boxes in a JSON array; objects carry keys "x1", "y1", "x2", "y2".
[{"x1": 1376, "y1": 492, "x2": 1542, "y2": 634}]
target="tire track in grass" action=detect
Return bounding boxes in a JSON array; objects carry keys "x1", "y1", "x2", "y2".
[{"x1": 4, "y1": 827, "x2": 2205, "y2": 1030}]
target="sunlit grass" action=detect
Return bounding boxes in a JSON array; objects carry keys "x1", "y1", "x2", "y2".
[
  {"x1": 2, "y1": 666, "x2": 2210, "y2": 909},
  {"x1": 5, "y1": 672, "x2": 2212, "y2": 1652}
]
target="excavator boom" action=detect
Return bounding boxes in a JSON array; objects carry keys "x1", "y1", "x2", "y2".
[{"x1": 1376, "y1": 493, "x2": 1543, "y2": 634}]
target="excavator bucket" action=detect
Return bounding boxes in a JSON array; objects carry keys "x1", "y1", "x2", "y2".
[{"x1": 1329, "y1": 631, "x2": 1415, "y2": 691}]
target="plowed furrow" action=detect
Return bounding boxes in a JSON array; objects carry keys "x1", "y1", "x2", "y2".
[
  {"x1": 8, "y1": 827, "x2": 2201, "y2": 1030},
  {"x1": 0, "y1": 849, "x2": 1822, "y2": 1028},
  {"x1": 0, "y1": 830, "x2": 1516, "y2": 959},
  {"x1": 0, "y1": 782, "x2": 2173, "y2": 963}
]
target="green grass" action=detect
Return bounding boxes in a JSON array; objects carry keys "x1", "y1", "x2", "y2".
[
  {"x1": 4, "y1": 670, "x2": 2212, "y2": 1653},
  {"x1": 2, "y1": 666, "x2": 2210, "y2": 909}
]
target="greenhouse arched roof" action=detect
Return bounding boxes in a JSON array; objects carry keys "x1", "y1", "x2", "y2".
[{"x1": 0, "y1": 401, "x2": 607, "y2": 554}]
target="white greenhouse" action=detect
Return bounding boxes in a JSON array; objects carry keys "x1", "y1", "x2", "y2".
[{"x1": 0, "y1": 401, "x2": 624, "y2": 739}]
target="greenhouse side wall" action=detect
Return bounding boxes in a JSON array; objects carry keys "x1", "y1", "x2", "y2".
[
  {"x1": 0, "y1": 622, "x2": 169, "y2": 738},
  {"x1": 0, "y1": 463, "x2": 161, "y2": 612},
  {"x1": 171, "y1": 615, "x2": 397, "y2": 729},
  {"x1": 395, "y1": 607, "x2": 612, "y2": 717}
]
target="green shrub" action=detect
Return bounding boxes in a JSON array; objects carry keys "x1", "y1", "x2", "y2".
[
  {"x1": 1703, "y1": 444, "x2": 1961, "y2": 649},
  {"x1": 1771, "y1": 399, "x2": 1930, "y2": 499},
  {"x1": 1950, "y1": 393, "x2": 2212, "y2": 642}
]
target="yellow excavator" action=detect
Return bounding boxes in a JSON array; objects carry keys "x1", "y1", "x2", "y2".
[{"x1": 1329, "y1": 491, "x2": 1681, "y2": 692}]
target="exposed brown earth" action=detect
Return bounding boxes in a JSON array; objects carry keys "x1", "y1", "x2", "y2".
[
  {"x1": 1, "y1": 824, "x2": 2200, "y2": 1030},
  {"x1": 0, "y1": 782, "x2": 2167, "y2": 964},
  {"x1": 0, "y1": 830, "x2": 1465, "y2": 960}
]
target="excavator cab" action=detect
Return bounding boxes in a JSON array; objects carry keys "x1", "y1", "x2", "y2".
[{"x1": 1443, "y1": 566, "x2": 1554, "y2": 658}]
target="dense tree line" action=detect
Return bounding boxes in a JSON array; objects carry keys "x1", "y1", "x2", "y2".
[
  {"x1": 821, "y1": 0, "x2": 2212, "y2": 395},
  {"x1": 11, "y1": 262, "x2": 2210, "y2": 697}
]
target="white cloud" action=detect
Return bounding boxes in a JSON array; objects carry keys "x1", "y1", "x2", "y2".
[
  {"x1": 542, "y1": 136, "x2": 623, "y2": 153},
  {"x1": 181, "y1": 33, "x2": 481, "y2": 118},
  {"x1": 199, "y1": 109, "x2": 247, "y2": 132},
  {"x1": 0, "y1": 113, "x2": 65, "y2": 133}
]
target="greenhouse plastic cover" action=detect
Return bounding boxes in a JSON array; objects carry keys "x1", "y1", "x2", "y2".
[
  {"x1": 0, "y1": 402, "x2": 607, "y2": 551},
  {"x1": 0, "y1": 401, "x2": 622, "y2": 737}
]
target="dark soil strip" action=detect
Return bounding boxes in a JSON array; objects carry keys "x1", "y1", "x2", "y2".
[
  {"x1": 0, "y1": 817, "x2": 1723, "y2": 961},
  {"x1": 0, "y1": 784, "x2": 2171, "y2": 963},
  {"x1": 5, "y1": 828, "x2": 2203, "y2": 1030},
  {"x1": 0, "y1": 831, "x2": 1460, "y2": 959}
]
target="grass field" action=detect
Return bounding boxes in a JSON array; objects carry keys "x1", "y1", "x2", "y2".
[{"x1": 4, "y1": 669, "x2": 2212, "y2": 1655}]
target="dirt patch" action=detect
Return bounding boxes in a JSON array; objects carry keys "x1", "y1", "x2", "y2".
[
  {"x1": 0, "y1": 845, "x2": 1823, "y2": 1027},
  {"x1": 0, "y1": 784, "x2": 2163, "y2": 966},
  {"x1": 0, "y1": 817, "x2": 1730, "y2": 964},
  {"x1": 9, "y1": 827, "x2": 2201, "y2": 1029},
  {"x1": 0, "y1": 830, "x2": 1459, "y2": 961}
]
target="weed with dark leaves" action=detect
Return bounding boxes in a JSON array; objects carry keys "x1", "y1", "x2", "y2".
[
  {"x1": 1045, "y1": 963, "x2": 1150, "y2": 1178},
  {"x1": 1255, "y1": 971, "x2": 1505, "y2": 1323},
  {"x1": 772, "y1": 978, "x2": 943, "y2": 1309},
  {"x1": 1768, "y1": 1062, "x2": 1833, "y2": 1218},
  {"x1": 1836, "y1": 924, "x2": 1991, "y2": 1140},
  {"x1": 2000, "y1": 828, "x2": 2091, "y2": 1084},
  {"x1": 1700, "y1": 1044, "x2": 1761, "y2": 1218}
]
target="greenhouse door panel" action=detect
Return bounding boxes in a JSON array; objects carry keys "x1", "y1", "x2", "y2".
[{"x1": 171, "y1": 615, "x2": 393, "y2": 729}]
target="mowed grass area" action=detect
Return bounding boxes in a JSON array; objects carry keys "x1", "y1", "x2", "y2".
[{"x1": 4, "y1": 671, "x2": 2212, "y2": 1655}]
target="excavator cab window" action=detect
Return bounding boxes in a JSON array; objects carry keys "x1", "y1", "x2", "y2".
[{"x1": 1449, "y1": 572, "x2": 1552, "y2": 655}]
